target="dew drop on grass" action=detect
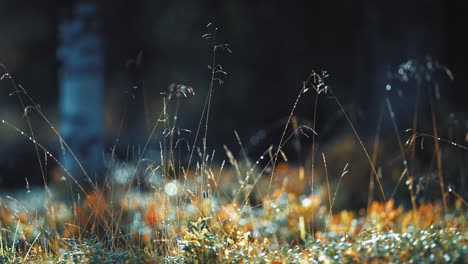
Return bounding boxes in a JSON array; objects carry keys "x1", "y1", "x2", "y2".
[
  {"x1": 165, "y1": 181, "x2": 178, "y2": 196},
  {"x1": 239, "y1": 218, "x2": 247, "y2": 226},
  {"x1": 302, "y1": 198, "x2": 312, "y2": 207},
  {"x1": 443, "y1": 254, "x2": 451, "y2": 262}
]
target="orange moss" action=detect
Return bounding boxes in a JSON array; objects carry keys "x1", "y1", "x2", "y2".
[
  {"x1": 18, "y1": 212, "x2": 28, "y2": 223},
  {"x1": 144, "y1": 202, "x2": 161, "y2": 226},
  {"x1": 1, "y1": 207, "x2": 10, "y2": 224}
]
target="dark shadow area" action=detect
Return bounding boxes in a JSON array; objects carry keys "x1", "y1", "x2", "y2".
[{"x1": 0, "y1": 0, "x2": 466, "y2": 209}]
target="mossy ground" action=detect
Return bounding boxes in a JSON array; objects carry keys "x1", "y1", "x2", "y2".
[{"x1": 0, "y1": 169, "x2": 466, "y2": 263}]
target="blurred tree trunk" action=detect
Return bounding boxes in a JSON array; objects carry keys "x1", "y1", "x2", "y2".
[{"x1": 57, "y1": 0, "x2": 104, "y2": 190}]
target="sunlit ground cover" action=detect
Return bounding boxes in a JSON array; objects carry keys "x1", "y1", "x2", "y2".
[{"x1": 0, "y1": 173, "x2": 466, "y2": 263}]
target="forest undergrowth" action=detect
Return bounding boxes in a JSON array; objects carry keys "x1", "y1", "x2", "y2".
[{"x1": 0, "y1": 24, "x2": 467, "y2": 263}]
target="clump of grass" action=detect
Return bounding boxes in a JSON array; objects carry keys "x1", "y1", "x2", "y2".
[{"x1": 1, "y1": 26, "x2": 468, "y2": 263}]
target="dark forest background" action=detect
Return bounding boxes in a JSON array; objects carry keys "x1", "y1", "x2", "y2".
[{"x1": 0, "y1": 0, "x2": 467, "y2": 189}]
